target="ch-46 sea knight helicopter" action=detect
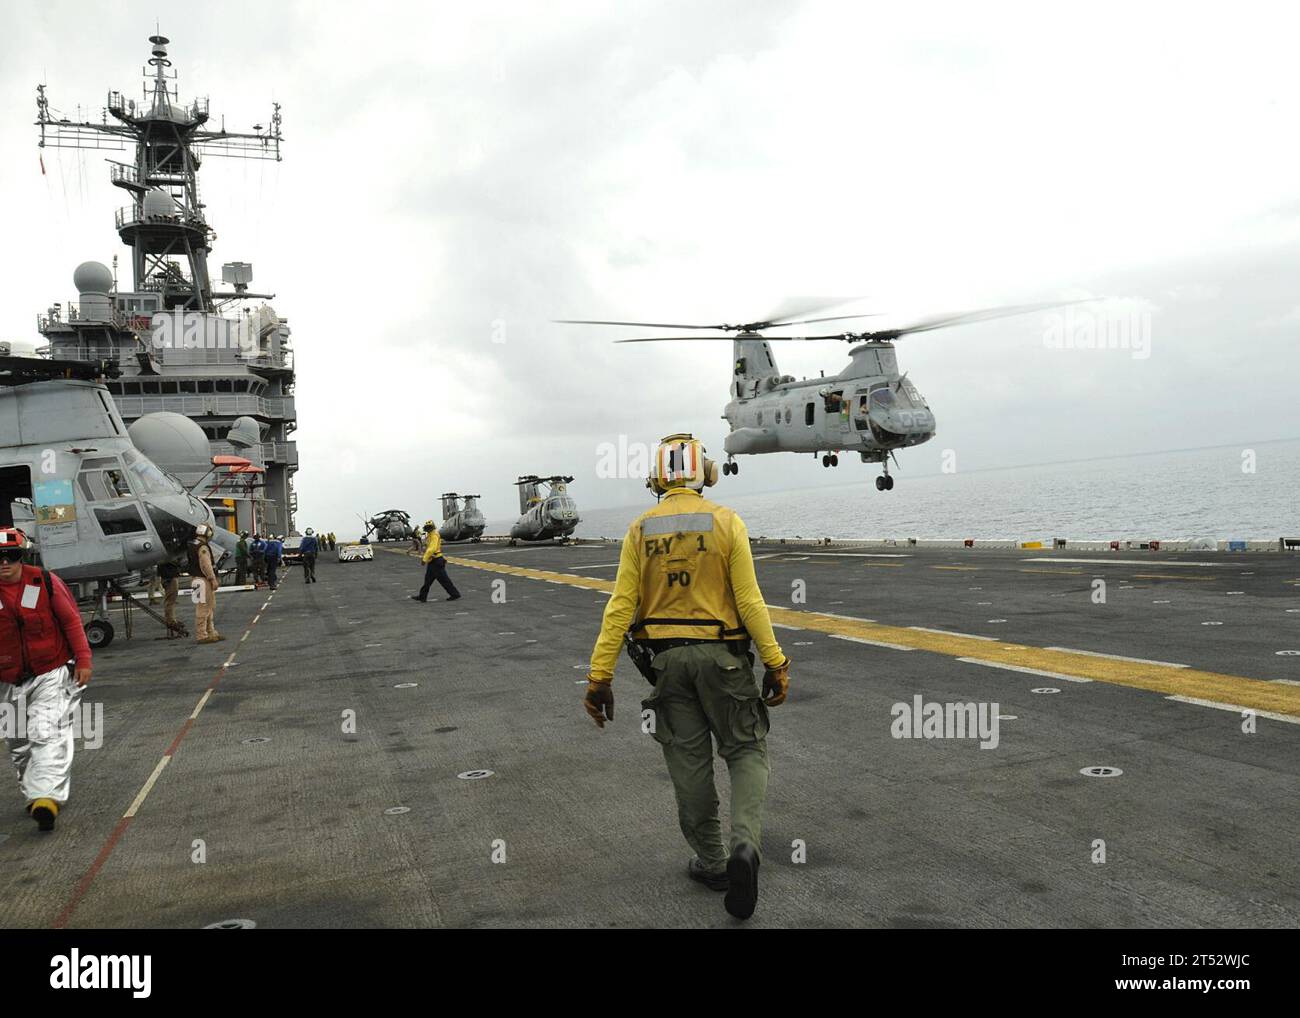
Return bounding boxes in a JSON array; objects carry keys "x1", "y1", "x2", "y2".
[
  {"x1": 1, "y1": 355, "x2": 239, "y2": 646},
  {"x1": 510, "y1": 475, "x2": 580, "y2": 543},
  {"x1": 438, "y1": 493, "x2": 486, "y2": 542},
  {"x1": 560, "y1": 299, "x2": 1073, "y2": 491}
]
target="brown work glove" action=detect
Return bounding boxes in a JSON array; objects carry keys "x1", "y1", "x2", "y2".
[
  {"x1": 762, "y1": 657, "x2": 791, "y2": 707},
  {"x1": 583, "y1": 679, "x2": 614, "y2": 728}
]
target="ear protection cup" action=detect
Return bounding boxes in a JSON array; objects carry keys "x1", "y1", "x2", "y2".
[{"x1": 702, "y1": 457, "x2": 719, "y2": 487}]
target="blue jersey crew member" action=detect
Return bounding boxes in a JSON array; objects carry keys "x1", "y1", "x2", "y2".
[{"x1": 583, "y1": 434, "x2": 791, "y2": 921}]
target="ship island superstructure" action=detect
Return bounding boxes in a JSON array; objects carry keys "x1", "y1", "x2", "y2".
[{"x1": 33, "y1": 33, "x2": 297, "y2": 536}]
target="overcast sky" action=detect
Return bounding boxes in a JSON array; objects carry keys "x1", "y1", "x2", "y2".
[{"x1": 2, "y1": 0, "x2": 1298, "y2": 535}]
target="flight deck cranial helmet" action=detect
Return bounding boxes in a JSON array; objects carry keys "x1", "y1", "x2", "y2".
[
  {"x1": 0, "y1": 527, "x2": 30, "y2": 561},
  {"x1": 305, "y1": 528, "x2": 314, "y2": 536},
  {"x1": 194, "y1": 523, "x2": 214, "y2": 542},
  {"x1": 423, "y1": 520, "x2": 436, "y2": 532},
  {"x1": 647, "y1": 433, "x2": 720, "y2": 495}
]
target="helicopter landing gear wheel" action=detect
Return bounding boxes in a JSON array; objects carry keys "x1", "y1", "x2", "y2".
[
  {"x1": 724, "y1": 459, "x2": 738, "y2": 476},
  {"x1": 885, "y1": 474, "x2": 894, "y2": 490},
  {"x1": 85, "y1": 619, "x2": 114, "y2": 649},
  {"x1": 821, "y1": 454, "x2": 830, "y2": 467},
  {"x1": 875, "y1": 476, "x2": 886, "y2": 492},
  {"x1": 831, "y1": 454, "x2": 839, "y2": 466}
]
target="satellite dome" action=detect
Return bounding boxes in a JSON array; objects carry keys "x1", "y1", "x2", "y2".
[
  {"x1": 73, "y1": 261, "x2": 113, "y2": 294},
  {"x1": 128, "y1": 412, "x2": 212, "y2": 481},
  {"x1": 227, "y1": 416, "x2": 261, "y2": 449},
  {"x1": 143, "y1": 187, "x2": 173, "y2": 218}
]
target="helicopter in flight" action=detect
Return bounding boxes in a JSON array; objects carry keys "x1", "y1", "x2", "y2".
[
  {"x1": 510, "y1": 475, "x2": 580, "y2": 543},
  {"x1": 1, "y1": 355, "x2": 238, "y2": 646},
  {"x1": 438, "y1": 493, "x2": 486, "y2": 543},
  {"x1": 560, "y1": 299, "x2": 1073, "y2": 490}
]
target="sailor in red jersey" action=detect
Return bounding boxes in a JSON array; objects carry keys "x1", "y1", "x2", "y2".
[{"x1": 0, "y1": 528, "x2": 93, "y2": 831}]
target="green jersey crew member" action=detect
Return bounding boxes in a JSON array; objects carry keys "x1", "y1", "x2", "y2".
[
  {"x1": 583, "y1": 434, "x2": 791, "y2": 921},
  {"x1": 0, "y1": 528, "x2": 93, "y2": 831}
]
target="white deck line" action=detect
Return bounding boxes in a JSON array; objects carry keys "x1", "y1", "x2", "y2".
[
  {"x1": 1044, "y1": 646, "x2": 1189, "y2": 669},
  {"x1": 909, "y1": 626, "x2": 999, "y2": 642},
  {"x1": 830, "y1": 634, "x2": 914, "y2": 651},
  {"x1": 957, "y1": 658, "x2": 1093, "y2": 683},
  {"x1": 1166, "y1": 695, "x2": 1300, "y2": 725}
]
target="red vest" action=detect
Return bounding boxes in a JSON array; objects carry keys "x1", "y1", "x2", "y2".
[{"x1": 0, "y1": 565, "x2": 73, "y2": 684}]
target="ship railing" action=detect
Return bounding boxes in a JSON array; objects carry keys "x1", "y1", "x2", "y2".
[
  {"x1": 110, "y1": 163, "x2": 141, "y2": 188},
  {"x1": 115, "y1": 205, "x2": 209, "y2": 232},
  {"x1": 113, "y1": 394, "x2": 294, "y2": 419},
  {"x1": 37, "y1": 301, "x2": 130, "y2": 335}
]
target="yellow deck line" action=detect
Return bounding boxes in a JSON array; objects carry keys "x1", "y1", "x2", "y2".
[{"x1": 438, "y1": 551, "x2": 1300, "y2": 718}]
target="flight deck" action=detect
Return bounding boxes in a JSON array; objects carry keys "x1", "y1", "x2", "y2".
[{"x1": 1, "y1": 542, "x2": 1296, "y2": 928}]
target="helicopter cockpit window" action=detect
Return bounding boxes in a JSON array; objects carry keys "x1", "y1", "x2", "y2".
[
  {"x1": 93, "y1": 504, "x2": 147, "y2": 536},
  {"x1": 121, "y1": 448, "x2": 182, "y2": 496},
  {"x1": 869, "y1": 387, "x2": 897, "y2": 409},
  {"x1": 77, "y1": 466, "x2": 133, "y2": 502}
]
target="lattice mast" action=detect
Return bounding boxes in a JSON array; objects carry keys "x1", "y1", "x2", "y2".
[{"x1": 36, "y1": 33, "x2": 283, "y2": 312}]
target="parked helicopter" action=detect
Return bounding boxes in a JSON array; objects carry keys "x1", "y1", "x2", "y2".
[
  {"x1": 360, "y1": 509, "x2": 416, "y2": 542},
  {"x1": 0, "y1": 355, "x2": 237, "y2": 646},
  {"x1": 510, "y1": 475, "x2": 580, "y2": 543},
  {"x1": 438, "y1": 493, "x2": 486, "y2": 542},
  {"x1": 559, "y1": 299, "x2": 1074, "y2": 490}
]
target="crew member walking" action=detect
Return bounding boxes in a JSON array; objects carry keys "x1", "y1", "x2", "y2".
[
  {"x1": 300, "y1": 528, "x2": 319, "y2": 583},
  {"x1": 582, "y1": 434, "x2": 790, "y2": 921},
  {"x1": 410, "y1": 521, "x2": 461, "y2": 602},
  {"x1": 0, "y1": 528, "x2": 93, "y2": 831},
  {"x1": 193, "y1": 523, "x2": 223, "y2": 644}
]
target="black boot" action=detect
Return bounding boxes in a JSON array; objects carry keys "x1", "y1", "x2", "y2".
[
  {"x1": 724, "y1": 843, "x2": 759, "y2": 919},
  {"x1": 688, "y1": 857, "x2": 728, "y2": 892}
]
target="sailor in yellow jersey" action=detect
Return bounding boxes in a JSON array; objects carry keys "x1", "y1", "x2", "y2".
[
  {"x1": 410, "y1": 521, "x2": 462, "y2": 602},
  {"x1": 583, "y1": 433, "x2": 790, "y2": 920}
]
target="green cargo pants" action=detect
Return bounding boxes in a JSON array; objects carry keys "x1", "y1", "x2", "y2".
[{"x1": 641, "y1": 642, "x2": 771, "y2": 872}]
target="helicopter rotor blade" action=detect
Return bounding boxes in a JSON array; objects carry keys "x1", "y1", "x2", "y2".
[
  {"x1": 554, "y1": 319, "x2": 730, "y2": 330},
  {"x1": 613, "y1": 336, "x2": 743, "y2": 343},
  {"x1": 844, "y1": 299, "x2": 1091, "y2": 342},
  {"x1": 613, "y1": 334, "x2": 850, "y2": 343},
  {"x1": 756, "y1": 296, "x2": 866, "y2": 328},
  {"x1": 762, "y1": 313, "x2": 880, "y2": 328}
]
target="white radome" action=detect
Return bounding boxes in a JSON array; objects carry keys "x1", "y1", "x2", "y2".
[{"x1": 72, "y1": 261, "x2": 114, "y2": 294}]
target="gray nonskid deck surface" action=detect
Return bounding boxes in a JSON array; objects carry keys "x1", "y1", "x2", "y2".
[{"x1": 0, "y1": 543, "x2": 1296, "y2": 928}]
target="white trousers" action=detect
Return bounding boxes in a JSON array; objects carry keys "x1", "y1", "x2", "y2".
[{"x1": 2, "y1": 665, "x2": 82, "y2": 804}]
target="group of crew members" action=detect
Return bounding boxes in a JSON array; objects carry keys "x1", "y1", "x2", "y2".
[{"x1": 1, "y1": 435, "x2": 789, "y2": 921}]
